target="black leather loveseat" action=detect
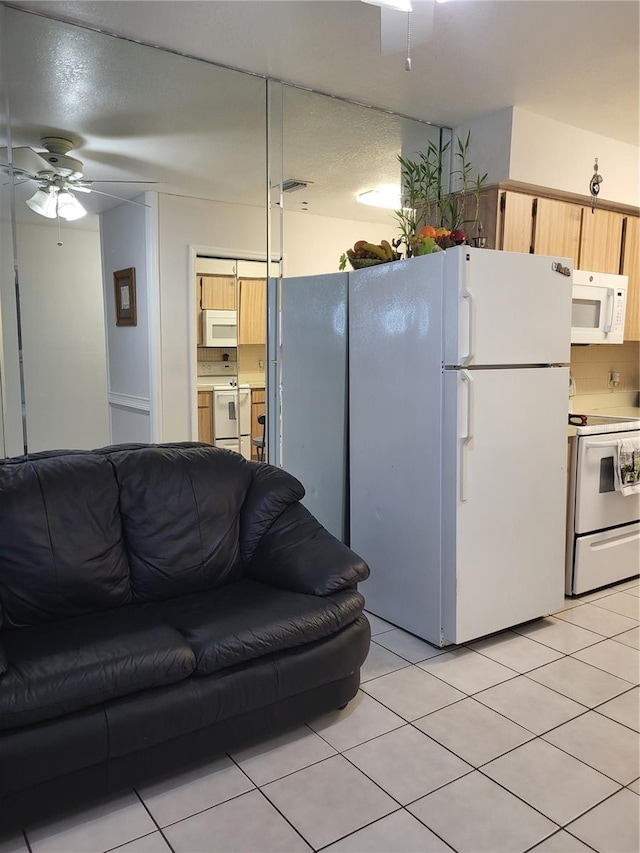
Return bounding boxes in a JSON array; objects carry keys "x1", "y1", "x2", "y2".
[{"x1": 0, "y1": 442, "x2": 370, "y2": 830}]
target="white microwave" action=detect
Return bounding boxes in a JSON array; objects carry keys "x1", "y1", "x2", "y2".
[
  {"x1": 571, "y1": 270, "x2": 628, "y2": 344},
  {"x1": 202, "y1": 309, "x2": 237, "y2": 348}
]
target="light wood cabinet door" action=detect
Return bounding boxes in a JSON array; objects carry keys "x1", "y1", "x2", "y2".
[
  {"x1": 251, "y1": 388, "x2": 266, "y2": 460},
  {"x1": 533, "y1": 198, "x2": 581, "y2": 262},
  {"x1": 498, "y1": 191, "x2": 534, "y2": 253},
  {"x1": 238, "y1": 279, "x2": 266, "y2": 345},
  {"x1": 197, "y1": 391, "x2": 213, "y2": 444},
  {"x1": 622, "y1": 215, "x2": 640, "y2": 341},
  {"x1": 578, "y1": 208, "x2": 624, "y2": 273},
  {"x1": 201, "y1": 275, "x2": 237, "y2": 309}
]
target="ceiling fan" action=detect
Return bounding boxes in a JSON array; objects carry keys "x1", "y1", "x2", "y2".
[
  {"x1": 363, "y1": 0, "x2": 436, "y2": 60},
  {"x1": 1, "y1": 137, "x2": 157, "y2": 220}
]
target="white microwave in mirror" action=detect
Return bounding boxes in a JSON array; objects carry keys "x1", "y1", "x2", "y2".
[
  {"x1": 571, "y1": 270, "x2": 628, "y2": 344},
  {"x1": 202, "y1": 309, "x2": 238, "y2": 348}
]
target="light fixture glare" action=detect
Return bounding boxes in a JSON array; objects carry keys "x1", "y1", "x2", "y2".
[
  {"x1": 362, "y1": 0, "x2": 412, "y2": 12},
  {"x1": 357, "y1": 185, "x2": 403, "y2": 210},
  {"x1": 56, "y1": 190, "x2": 87, "y2": 221}
]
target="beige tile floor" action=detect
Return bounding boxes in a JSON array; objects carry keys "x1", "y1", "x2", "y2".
[{"x1": 2, "y1": 578, "x2": 638, "y2": 853}]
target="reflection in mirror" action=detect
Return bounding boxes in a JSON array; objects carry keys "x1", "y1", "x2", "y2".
[
  {"x1": 279, "y1": 84, "x2": 447, "y2": 276},
  {"x1": 1, "y1": 7, "x2": 268, "y2": 456},
  {"x1": 271, "y1": 83, "x2": 448, "y2": 536}
]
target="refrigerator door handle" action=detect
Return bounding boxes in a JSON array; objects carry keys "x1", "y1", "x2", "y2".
[
  {"x1": 460, "y1": 370, "x2": 474, "y2": 502},
  {"x1": 461, "y1": 287, "x2": 476, "y2": 366}
]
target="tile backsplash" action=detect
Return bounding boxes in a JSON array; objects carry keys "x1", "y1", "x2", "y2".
[{"x1": 570, "y1": 341, "x2": 639, "y2": 394}]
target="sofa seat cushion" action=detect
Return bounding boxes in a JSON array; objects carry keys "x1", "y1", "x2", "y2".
[
  {"x1": 148, "y1": 579, "x2": 364, "y2": 675},
  {"x1": 0, "y1": 608, "x2": 196, "y2": 730}
]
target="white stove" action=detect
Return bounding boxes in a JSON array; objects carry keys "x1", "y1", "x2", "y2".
[
  {"x1": 570, "y1": 413, "x2": 640, "y2": 435},
  {"x1": 566, "y1": 412, "x2": 640, "y2": 595},
  {"x1": 197, "y1": 362, "x2": 251, "y2": 459}
]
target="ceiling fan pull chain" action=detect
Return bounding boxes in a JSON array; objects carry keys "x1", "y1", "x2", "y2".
[
  {"x1": 56, "y1": 207, "x2": 63, "y2": 247},
  {"x1": 405, "y1": 11, "x2": 412, "y2": 72}
]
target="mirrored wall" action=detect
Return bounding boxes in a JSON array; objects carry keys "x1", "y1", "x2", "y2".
[{"x1": 0, "y1": 5, "x2": 447, "y2": 459}]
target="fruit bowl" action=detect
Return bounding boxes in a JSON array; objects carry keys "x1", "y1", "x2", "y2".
[{"x1": 349, "y1": 257, "x2": 390, "y2": 270}]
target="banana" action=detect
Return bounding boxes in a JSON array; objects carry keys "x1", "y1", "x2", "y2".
[
  {"x1": 380, "y1": 239, "x2": 394, "y2": 259},
  {"x1": 361, "y1": 242, "x2": 387, "y2": 261}
]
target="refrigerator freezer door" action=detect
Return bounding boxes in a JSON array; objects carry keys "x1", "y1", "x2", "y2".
[
  {"x1": 279, "y1": 272, "x2": 348, "y2": 542},
  {"x1": 443, "y1": 247, "x2": 572, "y2": 367},
  {"x1": 441, "y1": 366, "x2": 569, "y2": 645},
  {"x1": 349, "y1": 255, "x2": 445, "y2": 642}
]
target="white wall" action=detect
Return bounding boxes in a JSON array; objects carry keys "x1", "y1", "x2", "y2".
[
  {"x1": 455, "y1": 106, "x2": 640, "y2": 207},
  {"x1": 450, "y1": 107, "x2": 513, "y2": 188},
  {"x1": 509, "y1": 108, "x2": 639, "y2": 207},
  {"x1": 282, "y1": 210, "x2": 395, "y2": 278},
  {"x1": 15, "y1": 219, "x2": 110, "y2": 452},
  {"x1": 100, "y1": 198, "x2": 151, "y2": 443}
]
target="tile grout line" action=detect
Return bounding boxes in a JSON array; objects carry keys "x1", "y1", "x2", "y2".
[
  {"x1": 20, "y1": 828, "x2": 32, "y2": 853},
  {"x1": 225, "y1": 747, "x2": 321, "y2": 851},
  {"x1": 132, "y1": 790, "x2": 178, "y2": 853}
]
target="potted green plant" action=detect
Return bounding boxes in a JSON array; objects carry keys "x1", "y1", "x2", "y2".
[{"x1": 395, "y1": 132, "x2": 488, "y2": 257}]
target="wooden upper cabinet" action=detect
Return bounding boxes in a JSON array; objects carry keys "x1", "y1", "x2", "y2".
[
  {"x1": 578, "y1": 208, "x2": 624, "y2": 273},
  {"x1": 532, "y1": 198, "x2": 581, "y2": 263},
  {"x1": 621, "y1": 215, "x2": 640, "y2": 341},
  {"x1": 238, "y1": 279, "x2": 266, "y2": 345},
  {"x1": 498, "y1": 192, "x2": 534, "y2": 253},
  {"x1": 197, "y1": 275, "x2": 237, "y2": 346},
  {"x1": 200, "y1": 275, "x2": 237, "y2": 310}
]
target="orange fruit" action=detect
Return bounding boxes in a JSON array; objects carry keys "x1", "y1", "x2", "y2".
[
  {"x1": 417, "y1": 225, "x2": 436, "y2": 239},
  {"x1": 435, "y1": 227, "x2": 451, "y2": 238}
]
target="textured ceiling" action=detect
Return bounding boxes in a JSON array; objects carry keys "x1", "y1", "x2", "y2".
[
  {"x1": 3, "y1": 0, "x2": 638, "y2": 224},
  {"x1": 11, "y1": 0, "x2": 639, "y2": 145}
]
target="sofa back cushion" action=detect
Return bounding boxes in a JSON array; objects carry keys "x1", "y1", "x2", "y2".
[
  {"x1": 105, "y1": 444, "x2": 253, "y2": 602},
  {"x1": 0, "y1": 452, "x2": 131, "y2": 628}
]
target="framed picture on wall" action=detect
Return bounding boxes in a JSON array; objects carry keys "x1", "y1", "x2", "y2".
[{"x1": 114, "y1": 267, "x2": 137, "y2": 327}]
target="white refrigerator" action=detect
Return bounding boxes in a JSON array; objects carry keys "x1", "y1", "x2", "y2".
[{"x1": 349, "y1": 247, "x2": 572, "y2": 646}]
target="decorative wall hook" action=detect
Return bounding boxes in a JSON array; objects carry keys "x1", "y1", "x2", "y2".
[{"x1": 589, "y1": 158, "x2": 603, "y2": 213}]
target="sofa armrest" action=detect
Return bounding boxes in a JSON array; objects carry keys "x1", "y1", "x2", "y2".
[{"x1": 246, "y1": 502, "x2": 370, "y2": 596}]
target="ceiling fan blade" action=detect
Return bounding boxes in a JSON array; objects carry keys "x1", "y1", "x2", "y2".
[
  {"x1": 83, "y1": 180, "x2": 159, "y2": 185},
  {"x1": 0, "y1": 146, "x2": 51, "y2": 176},
  {"x1": 74, "y1": 187, "x2": 151, "y2": 207},
  {"x1": 8, "y1": 168, "x2": 39, "y2": 184}
]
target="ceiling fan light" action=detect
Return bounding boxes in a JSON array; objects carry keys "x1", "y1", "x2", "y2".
[
  {"x1": 357, "y1": 185, "x2": 403, "y2": 209},
  {"x1": 26, "y1": 187, "x2": 58, "y2": 218},
  {"x1": 56, "y1": 191, "x2": 87, "y2": 220}
]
